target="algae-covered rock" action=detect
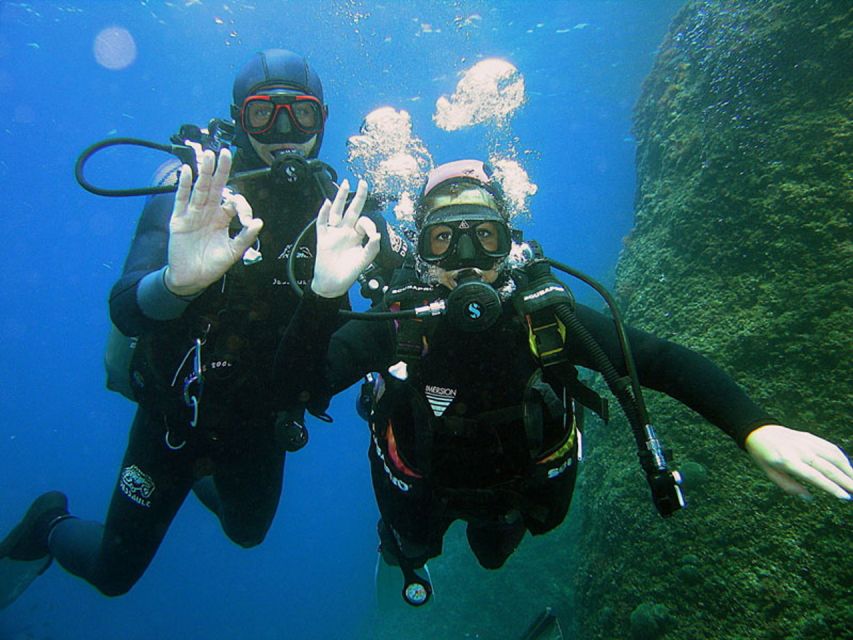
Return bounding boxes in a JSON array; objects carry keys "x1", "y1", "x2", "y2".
[
  {"x1": 630, "y1": 602, "x2": 671, "y2": 640},
  {"x1": 573, "y1": 2, "x2": 852, "y2": 639},
  {"x1": 678, "y1": 460, "x2": 708, "y2": 491}
]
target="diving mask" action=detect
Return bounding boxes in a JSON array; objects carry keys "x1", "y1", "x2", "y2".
[
  {"x1": 240, "y1": 89, "x2": 325, "y2": 144},
  {"x1": 418, "y1": 207, "x2": 511, "y2": 270}
]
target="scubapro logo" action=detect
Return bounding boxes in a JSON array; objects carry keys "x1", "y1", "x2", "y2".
[
  {"x1": 523, "y1": 285, "x2": 565, "y2": 302},
  {"x1": 120, "y1": 465, "x2": 155, "y2": 508},
  {"x1": 467, "y1": 302, "x2": 482, "y2": 319},
  {"x1": 372, "y1": 435, "x2": 411, "y2": 492}
]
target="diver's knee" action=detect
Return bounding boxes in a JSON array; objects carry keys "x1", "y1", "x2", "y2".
[
  {"x1": 225, "y1": 526, "x2": 267, "y2": 548},
  {"x1": 466, "y1": 518, "x2": 526, "y2": 570},
  {"x1": 232, "y1": 535, "x2": 264, "y2": 549},
  {"x1": 94, "y1": 572, "x2": 141, "y2": 597},
  {"x1": 97, "y1": 582, "x2": 132, "y2": 598},
  {"x1": 474, "y1": 551, "x2": 511, "y2": 570}
]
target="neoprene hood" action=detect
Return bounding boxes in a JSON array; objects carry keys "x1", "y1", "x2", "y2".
[{"x1": 231, "y1": 49, "x2": 326, "y2": 161}]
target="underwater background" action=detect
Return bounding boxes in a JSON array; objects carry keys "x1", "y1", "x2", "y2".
[{"x1": 1, "y1": 1, "x2": 850, "y2": 639}]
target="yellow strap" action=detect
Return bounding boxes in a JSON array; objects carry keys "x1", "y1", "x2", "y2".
[
  {"x1": 538, "y1": 416, "x2": 577, "y2": 464},
  {"x1": 526, "y1": 315, "x2": 567, "y2": 358}
]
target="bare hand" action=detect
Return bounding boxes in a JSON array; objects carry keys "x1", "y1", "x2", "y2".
[
  {"x1": 310, "y1": 179, "x2": 381, "y2": 298},
  {"x1": 746, "y1": 424, "x2": 853, "y2": 501},
  {"x1": 165, "y1": 149, "x2": 263, "y2": 296}
]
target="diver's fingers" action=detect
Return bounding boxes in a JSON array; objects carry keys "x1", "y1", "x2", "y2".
[
  {"x1": 328, "y1": 179, "x2": 350, "y2": 227},
  {"x1": 356, "y1": 216, "x2": 381, "y2": 267},
  {"x1": 343, "y1": 179, "x2": 368, "y2": 228},
  {"x1": 173, "y1": 164, "x2": 193, "y2": 217},
  {"x1": 209, "y1": 148, "x2": 232, "y2": 208},
  {"x1": 316, "y1": 198, "x2": 332, "y2": 227},
  {"x1": 188, "y1": 150, "x2": 216, "y2": 212},
  {"x1": 789, "y1": 458, "x2": 851, "y2": 500},
  {"x1": 229, "y1": 192, "x2": 254, "y2": 228},
  {"x1": 807, "y1": 456, "x2": 853, "y2": 499},
  {"x1": 355, "y1": 215, "x2": 378, "y2": 240},
  {"x1": 815, "y1": 442, "x2": 853, "y2": 493},
  {"x1": 760, "y1": 464, "x2": 812, "y2": 498},
  {"x1": 769, "y1": 454, "x2": 850, "y2": 500},
  {"x1": 185, "y1": 140, "x2": 205, "y2": 173},
  {"x1": 746, "y1": 424, "x2": 853, "y2": 500},
  {"x1": 231, "y1": 217, "x2": 264, "y2": 258},
  {"x1": 784, "y1": 432, "x2": 853, "y2": 498}
]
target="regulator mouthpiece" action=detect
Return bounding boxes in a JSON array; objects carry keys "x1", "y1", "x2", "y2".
[
  {"x1": 444, "y1": 270, "x2": 501, "y2": 332},
  {"x1": 270, "y1": 150, "x2": 310, "y2": 185}
]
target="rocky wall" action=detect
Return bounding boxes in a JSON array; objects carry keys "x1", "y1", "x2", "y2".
[{"x1": 573, "y1": 2, "x2": 852, "y2": 639}]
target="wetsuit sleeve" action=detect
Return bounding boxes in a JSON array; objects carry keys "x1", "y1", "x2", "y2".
[
  {"x1": 273, "y1": 288, "x2": 395, "y2": 415},
  {"x1": 570, "y1": 304, "x2": 776, "y2": 448},
  {"x1": 108, "y1": 193, "x2": 200, "y2": 336}
]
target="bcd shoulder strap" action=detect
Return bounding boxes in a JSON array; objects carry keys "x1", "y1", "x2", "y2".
[
  {"x1": 512, "y1": 264, "x2": 610, "y2": 423},
  {"x1": 383, "y1": 269, "x2": 438, "y2": 369}
]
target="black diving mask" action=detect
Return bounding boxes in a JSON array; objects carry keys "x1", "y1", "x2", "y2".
[{"x1": 418, "y1": 205, "x2": 511, "y2": 270}]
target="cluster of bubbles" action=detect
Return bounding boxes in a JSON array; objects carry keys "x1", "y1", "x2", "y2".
[
  {"x1": 490, "y1": 157, "x2": 538, "y2": 222},
  {"x1": 434, "y1": 58, "x2": 526, "y2": 131},
  {"x1": 347, "y1": 107, "x2": 433, "y2": 223},
  {"x1": 347, "y1": 57, "x2": 536, "y2": 226}
]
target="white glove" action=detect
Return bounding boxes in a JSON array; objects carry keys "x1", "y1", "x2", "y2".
[
  {"x1": 745, "y1": 424, "x2": 853, "y2": 500},
  {"x1": 310, "y1": 179, "x2": 381, "y2": 298},
  {"x1": 165, "y1": 148, "x2": 263, "y2": 296}
]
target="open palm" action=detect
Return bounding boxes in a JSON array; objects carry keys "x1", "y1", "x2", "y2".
[
  {"x1": 311, "y1": 179, "x2": 381, "y2": 298},
  {"x1": 165, "y1": 149, "x2": 263, "y2": 296}
]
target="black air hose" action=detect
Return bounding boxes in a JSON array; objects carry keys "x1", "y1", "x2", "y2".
[{"x1": 552, "y1": 303, "x2": 646, "y2": 449}]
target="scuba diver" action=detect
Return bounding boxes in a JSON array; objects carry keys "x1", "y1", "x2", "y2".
[
  {"x1": 0, "y1": 48, "x2": 404, "y2": 607},
  {"x1": 272, "y1": 160, "x2": 853, "y2": 607}
]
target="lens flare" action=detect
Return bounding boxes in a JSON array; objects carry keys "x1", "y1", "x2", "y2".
[{"x1": 93, "y1": 26, "x2": 137, "y2": 71}]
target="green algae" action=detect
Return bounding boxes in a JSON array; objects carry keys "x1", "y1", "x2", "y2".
[{"x1": 574, "y1": 2, "x2": 853, "y2": 639}]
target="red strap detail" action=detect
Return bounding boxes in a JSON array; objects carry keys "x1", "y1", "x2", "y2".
[{"x1": 387, "y1": 422, "x2": 423, "y2": 478}]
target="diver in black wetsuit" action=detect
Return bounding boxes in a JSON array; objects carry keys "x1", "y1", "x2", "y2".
[
  {"x1": 0, "y1": 48, "x2": 404, "y2": 606},
  {"x1": 273, "y1": 160, "x2": 853, "y2": 606}
]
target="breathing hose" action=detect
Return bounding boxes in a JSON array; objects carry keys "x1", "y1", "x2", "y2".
[{"x1": 75, "y1": 137, "x2": 199, "y2": 197}]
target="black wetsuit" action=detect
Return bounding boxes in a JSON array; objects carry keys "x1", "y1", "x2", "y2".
[
  {"x1": 275, "y1": 284, "x2": 775, "y2": 570},
  {"x1": 47, "y1": 173, "x2": 344, "y2": 596}
]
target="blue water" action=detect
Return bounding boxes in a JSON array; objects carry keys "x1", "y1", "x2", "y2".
[{"x1": 0, "y1": 2, "x2": 684, "y2": 638}]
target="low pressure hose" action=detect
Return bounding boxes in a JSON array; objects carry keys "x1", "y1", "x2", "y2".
[
  {"x1": 75, "y1": 137, "x2": 199, "y2": 197},
  {"x1": 287, "y1": 219, "x2": 422, "y2": 320}
]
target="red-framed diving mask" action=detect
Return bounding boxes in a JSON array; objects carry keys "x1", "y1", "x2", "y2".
[{"x1": 239, "y1": 89, "x2": 326, "y2": 145}]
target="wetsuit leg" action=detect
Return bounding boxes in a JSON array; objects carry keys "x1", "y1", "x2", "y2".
[
  {"x1": 464, "y1": 438, "x2": 580, "y2": 569},
  {"x1": 48, "y1": 406, "x2": 195, "y2": 596},
  {"x1": 523, "y1": 451, "x2": 580, "y2": 537},
  {"x1": 197, "y1": 418, "x2": 284, "y2": 548},
  {"x1": 368, "y1": 442, "x2": 448, "y2": 566}
]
